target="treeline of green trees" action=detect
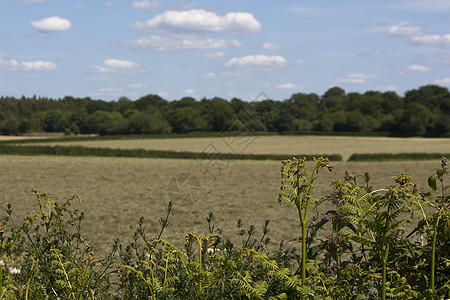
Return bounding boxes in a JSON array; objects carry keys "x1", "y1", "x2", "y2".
[{"x1": 1, "y1": 84, "x2": 449, "y2": 137}]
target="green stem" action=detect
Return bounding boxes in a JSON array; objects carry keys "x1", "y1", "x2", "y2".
[
  {"x1": 381, "y1": 243, "x2": 390, "y2": 300},
  {"x1": 300, "y1": 218, "x2": 307, "y2": 286},
  {"x1": 197, "y1": 237, "x2": 203, "y2": 299},
  {"x1": 0, "y1": 265, "x2": 3, "y2": 298},
  {"x1": 381, "y1": 194, "x2": 393, "y2": 300},
  {"x1": 297, "y1": 164, "x2": 317, "y2": 295},
  {"x1": 431, "y1": 215, "x2": 440, "y2": 293}
]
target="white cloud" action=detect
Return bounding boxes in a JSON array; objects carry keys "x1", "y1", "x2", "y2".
[
  {"x1": 202, "y1": 72, "x2": 217, "y2": 79},
  {"x1": 225, "y1": 55, "x2": 288, "y2": 67},
  {"x1": 85, "y1": 58, "x2": 147, "y2": 81},
  {"x1": 434, "y1": 78, "x2": 450, "y2": 85},
  {"x1": 105, "y1": 1, "x2": 120, "y2": 8},
  {"x1": 261, "y1": 43, "x2": 282, "y2": 51},
  {"x1": 411, "y1": 34, "x2": 450, "y2": 46},
  {"x1": 407, "y1": 64, "x2": 430, "y2": 72},
  {"x1": 185, "y1": 89, "x2": 195, "y2": 95},
  {"x1": 387, "y1": 22, "x2": 422, "y2": 36},
  {"x1": 128, "y1": 83, "x2": 149, "y2": 88},
  {"x1": 21, "y1": 60, "x2": 57, "y2": 71},
  {"x1": 0, "y1": 54, "x2": 57, "y2": 71},
  {"x1": 31, "y1": 16, "x2": 71, "y2": 32},
  {"x1": 103, "y1": 58, "x2": 140, "y2": 70},
  {"x1": 131, "y1": 9, "x2": 261, "y2": 33},
  {"x1": 127, "y1": 35, "x2": 239, "y2": 51},
  {"x1": 277, "y1": 83, "x2": 301, "y2": 90},
  {"x1": 132, "y1": 0, "x2": 161, "y2": 10},
  {"x1": 99, "y1": 87, "x2": 123, "y2": 93},
  {"x1": 198, "y1": 52, "x2": 225, "y2": 59},
  {"x1": 335, "y1": 73, "x2": 377, "y2": 84}
]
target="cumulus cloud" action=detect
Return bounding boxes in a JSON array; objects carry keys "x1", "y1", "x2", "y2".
[
  {"x1": 158, "y1": 92, "x2": 168, "y2": 98},
  {"x1": 387, "y1": 22, "x2": 422, "y2": 36},
  {"x1": 185, "y1": 89, "x2": 195, "y2": 94},
  {"x1": 31, "y1": 16, "x2": 71, "y2": 32},
  {"x1": 128, "y1": 83, "x2": 149, "y2": 88},
  {"x1": 335, "y1": 73, "x2": 377, "y2": 84},
  {"x1": 131, "y1": 9, "x2": 261, "y2": 33},
  {"x1": 105, "y1": 1, "x2": 120, "y2": 8},
  {"x1": 407, "y1": 64, "x2": 430, "y2": 72},
  {"x1": 131, "y1": 0, "x2": 161, "y2": 10},
  {"x1": 434, "y1": 78, "x2": 450, "y2": 85},
  {"x1": 277, "y1": 83, "x2": 301, "y2": 90},
  {"x1": 411, "y1": 34, "x2": 450, "y2": 46},
  {"x1": 198, "y1": 52, "x2": 225, "y2": 59},
  {"x1": 225, "y1": 55, "x2": 288, "y2": 67},
  {"x1": 386, "y1": 22, "x2": 450, "y2": 47},
  {"x1": 85, "y1": 58, "x2": 147, "y2": 81},
  {"x1": 0, "y1": 53, "x2": 57, "y2": 71},
  {"x1": 103, "y1": 58, "x2": 140, "y2": 70},
  {"x1": 261, "y1": 43, "x2": 282, "y2": 51},
  {"x1": 127, "y1": 35, "x2": 240, "y2": 51}
]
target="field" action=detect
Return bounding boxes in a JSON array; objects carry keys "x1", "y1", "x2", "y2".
[
  {"x1": 33, "y1": 135, "x2": 450, "y2": 161},
  {"x1": 0, "y1": 152, "x2": 443, "y2": 255}
]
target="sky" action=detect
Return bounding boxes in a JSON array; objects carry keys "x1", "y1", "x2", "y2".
[{"x1": 1, "y1": 0, "x2": 450, "y2": 102}]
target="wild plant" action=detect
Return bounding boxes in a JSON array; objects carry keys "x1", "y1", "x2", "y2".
[
  {"x1": 424, "y1": 156, "x2": 450, "y2": 298},
  {"x1": 0, "y1": 189, "x2": 117, "y2": 299},
  {"x1": 278, "y1": 156, "x2": 333, "y2": 294}
]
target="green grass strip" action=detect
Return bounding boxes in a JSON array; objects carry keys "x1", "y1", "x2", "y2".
[
  {"x1": 0, "y1": 144, "x2": 342, "y2": 161},
  {"x1": 348, "y1": 152, "x2": 450, "y2": 162}
]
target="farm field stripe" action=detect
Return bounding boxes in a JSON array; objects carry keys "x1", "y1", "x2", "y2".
[
  {"x1": 0, "y1": 144, "x2": 343, "y2": 161},
  {"x1": 348, "y1": 152, "x2": 450, "y2": 161}
]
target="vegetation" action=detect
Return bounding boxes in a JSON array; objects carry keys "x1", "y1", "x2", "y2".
[
  {"x1": 348, "y1": 153, "x2": 450, "y2": 162},
  {"x1": 0, "y1": 157, "x2": 448, "y2": 299},
  {"x1": 0, "y1": 144, "x2": 342, "y2": 161},
  {"x1": 1, "y1": 84, "x2": 449, "y2": 137}
]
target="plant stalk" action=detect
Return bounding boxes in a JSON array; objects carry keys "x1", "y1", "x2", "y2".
[{"x1": 431, "y1": 215, "x2": 439, "y2": 293}]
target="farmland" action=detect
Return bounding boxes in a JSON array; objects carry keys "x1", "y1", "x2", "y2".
[
  {"x1": 0, "y1": 150, "x2": 444, "y2": 254},
  {"x1": 31, "y1": 135, "x2": 450, "y2": 161}
]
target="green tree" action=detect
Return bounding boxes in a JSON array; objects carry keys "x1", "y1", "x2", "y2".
[
  {"x1": 286, "y1": 93, "x2": 319, "y2": 121},
  {"x1": 205, "y1": 98, "x2": 236, "y2": 131},
  {"x1": 43, "y1": 109, "x2": 63, "y2": 132},
  {"x1": 321, "y1": 87, "x2": 348, "y2": 112},
  {"x1": 396, "y1": 103, "x2": 432, "y2": 136},
  {"x1": 171, "y1": 107, "x2": 207, "y2": 133}
]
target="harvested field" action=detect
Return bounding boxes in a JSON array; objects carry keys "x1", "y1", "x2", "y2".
[
  {"x1": 33, "y1": 135, "x2": 450, "y2": 161},
  {"x1": 0, "y1": 155, "x2": 442, "y2": 255}
]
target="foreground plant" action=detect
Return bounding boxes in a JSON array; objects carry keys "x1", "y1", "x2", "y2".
[
  {"x1": 0, "y1": 190, "x2": 117, "y2": 299},
  {"x1": 426, "y1": 156, "x2": 449, "y2": 297},
  {"x1": 278, "y1": 157, "x2": 333, "y2": 294}
]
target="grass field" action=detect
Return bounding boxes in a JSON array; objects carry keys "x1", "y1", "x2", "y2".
[
  {"x1": 32, "y1": 135, "x2": 450, "y2": 161},
  {"x1": 0, "y1": 154, "x2": 443, "y2": 255}
]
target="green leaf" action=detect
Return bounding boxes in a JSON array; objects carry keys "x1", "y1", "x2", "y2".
[{"x1": 428, "y1": 174, "x2": 437, "y2": 191}]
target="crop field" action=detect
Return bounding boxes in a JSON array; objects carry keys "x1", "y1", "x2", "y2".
[
  {"x1": 0, "y1": 154, "x2": 443, "y2": 255},
  {"x1": 33, "y1": 135, "x2": 450, "y2": 161}
]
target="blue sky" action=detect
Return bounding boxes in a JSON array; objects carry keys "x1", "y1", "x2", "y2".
[{"x1": 1, "y1": 0, "x2": 450, "y2": 101}]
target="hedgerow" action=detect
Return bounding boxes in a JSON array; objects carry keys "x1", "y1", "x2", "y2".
[{"x1": 0, "y1": 157, "x2": 448, "y2": 299}]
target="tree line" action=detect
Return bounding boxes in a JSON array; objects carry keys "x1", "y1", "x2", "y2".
[{"x1": 0, "y1": 84, "x2": 449, "y2": 137}]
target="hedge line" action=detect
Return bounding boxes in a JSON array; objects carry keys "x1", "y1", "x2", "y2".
[
  {"x1": 0, "y1": 144, "x2": 343, "y2": 161},
  {"x1": 348, "y1": 152, "x2": 450, "y2": 161}
]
